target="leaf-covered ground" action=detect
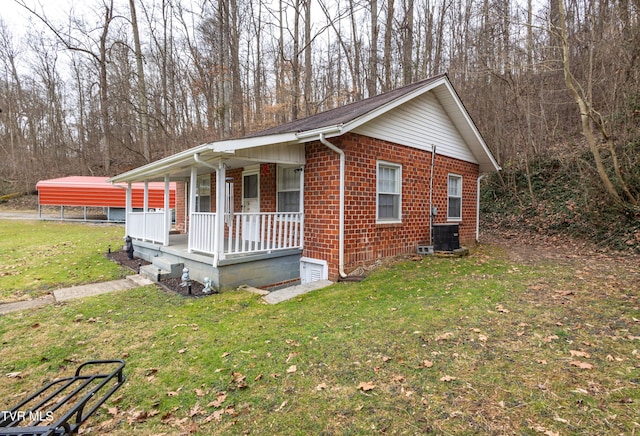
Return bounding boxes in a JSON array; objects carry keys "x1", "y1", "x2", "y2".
[{"x1": 0, "y1": 225, "x2": 638, "y2": 435}]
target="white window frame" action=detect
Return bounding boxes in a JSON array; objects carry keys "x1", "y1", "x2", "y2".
[
  {"x1": 376, "y1": 161, "x2": 402, "y2": 223},
  {"x1": 447, "y1": 173, "x2": 463, "y2": 221},
  {"x1": 277, "y1": 165, "x2": 301, "y2": 213}
]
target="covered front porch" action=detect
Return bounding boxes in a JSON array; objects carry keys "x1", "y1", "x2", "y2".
[{"x1": 112, "y1": 138, "x2": 307, "y2": 291}]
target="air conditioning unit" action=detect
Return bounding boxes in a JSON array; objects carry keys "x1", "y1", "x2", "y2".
[{"x1": 432, "y1": 224, "x2": 460, "y2": 252}]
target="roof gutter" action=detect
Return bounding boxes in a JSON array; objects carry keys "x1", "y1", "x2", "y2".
[
  {"x1": 318, "y1": 133, "x2": 347, "y2": 279},
  {"x1": 194, "y1": 152, "x2": 217, "y2": 170}
]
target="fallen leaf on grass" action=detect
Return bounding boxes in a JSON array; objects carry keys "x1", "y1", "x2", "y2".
[
  {"x1": 570, "y1": 360, "x2": 593, "y2": 369},
  {"x1": 286, "y1": 365, "x2": 297, "y2": 374},
  {"x1": 207, "y1": 392, "x2": 227, "y2": 408},
  {"x1": 544, "y1": 335, "x2": 559, "y2": 343},
  {"x1": 5, "y1": 372, "x2": 22, "y2": 379},
  {"x1": 496, "y1": 305, "x2": 510, "y2": 313},
  {"x1": 177, "y1": 348, "x2": 188, "y2": 354},
  {"x1": 357, "y1": 381, "x2": 376, "y2": 391},
  {"x1": 421, "y1": 359, "x2": 434, "y2": 368},
  {"x1": 569, "y1": 350, "x2": 591, "y2": 358},
  {"x1": 572, "y1": 388, "x2": 589, "y2": 394},
  {"x1": 189, "y1": 402, "x2": 204, "y2": 417},
  {"x1": 286, "y1": 352, "x2": 299, "y2": 362},
  {"x1": 275, "y1": 400, "x2": 288, "y2": 412},
  {"x1": 435, "y1": 332, "x2": 454, "y2": 341},
  {"x1": 194, "y1": 388, "x2": 205, "y2": 397},
  {"x1": 127, "y1": 410, "x2": 148, "y2": 424},
  {"x1": 316, "y1": 382, "x2": 327, "y2": 391},
  {"x1": 440, "y1": 375, "x2": 456, "y2": 382},
  {"x1": 221, "y1": 352, "x2": 230, "y2": 358},
  {"x1": 202, "y1": 409, "x2": 224, "y2": 423},
  {"x1": 231, "y1": 372, "x2": 248, "y2": 388}
]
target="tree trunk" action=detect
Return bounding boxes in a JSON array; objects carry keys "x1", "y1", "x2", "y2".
[
  {"x1": 383, "y1": 0, "x2": 394, "y2": 91},
  {"x1": 556, "y1": 0, "x2": 623, "y2": 204},
  {"x1": 129, "y1": 0, "x2": 150, "y2": 162},
  {"x1": 367, "y1": 0, "x2": 378, "y2": 96}
]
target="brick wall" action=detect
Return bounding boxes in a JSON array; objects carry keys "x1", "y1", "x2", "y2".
[
  {"x1": 173, "y1": 133, "x2": 480, "y2": 282},
  {"x1": 303, "y1": 133, "x2": 479, "y2": 280},
  {"x1": 175, "y1": 181, "x2": 187, "y2": 233}
]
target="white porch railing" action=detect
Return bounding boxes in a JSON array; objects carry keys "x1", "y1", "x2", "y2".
[
  {"x1": 228, "y1": 212, "x2": 303, "y2": 255},
  {"x1": 188, "y1": 211, "x2": 303, "y2": 256},
  {"x1": 131, "y1": 210, "x2": 303, "y2": 257},
  {"x1": 127, "y1": 211, "x2": 168, "y2": 245},
  {"x1": 189, "y1": 212, "x2": 218, "y2": 254}
]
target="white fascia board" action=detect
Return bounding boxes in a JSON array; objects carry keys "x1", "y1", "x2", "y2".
[
  {"x1": 108, "y1": 143, "x2": 223, "y2": 183},
  {"x1": 295, "y1": 125, "x2": 343, "y2": 140},
  {"x1": 109, "y1": 133, "x2": 297, "y2": 183},
  {"x1": 439, "y1": 80, "x2": 501, "y2": 172},
  {"x1": 209, "y1": 132, "x2": 299, "y2": 152}
]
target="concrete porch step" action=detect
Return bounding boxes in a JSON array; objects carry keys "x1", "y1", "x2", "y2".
[
  {"x1": 139, "y1": 257, "x2": 183, "y2": 283},
  {"x1": 152, "y1": 256, "x2": 184, "y2": 276}
]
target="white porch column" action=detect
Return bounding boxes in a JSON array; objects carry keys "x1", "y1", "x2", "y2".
[
  {"x1": 188, "y1": 167, "x2": 198, "y2": 252},
  {"x1": 125, "y1": 182, "x2": 132, "y2": 237},
  {"x1": 143, "y1": 181, "x2": 149, "y2": 240},
  {"x1": 213, "y1": 161, "x2": 226, "y2": 266},
  {"x1": 163, "y1": 175, "x2": 170, "y2": 246}
]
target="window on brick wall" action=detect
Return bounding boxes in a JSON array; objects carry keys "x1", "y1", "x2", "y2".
[
  {"x1": 447, "y1": 174, "x2": 462, "y2": 220},
  {"x1": 277, "y1": 165, "x2": 301, "y2": 212},
  {"x1": 377, "y1": 161, "x2": 402, "y2": 222}
]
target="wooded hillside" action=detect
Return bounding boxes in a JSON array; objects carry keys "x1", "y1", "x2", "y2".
[{"x1": 1, "y1": 0, "x2": 638, "y2": 249}]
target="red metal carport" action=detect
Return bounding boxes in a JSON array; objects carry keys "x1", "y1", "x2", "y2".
[{"x1": 36, "y1": 176, "x2": 176, "y2": 222}]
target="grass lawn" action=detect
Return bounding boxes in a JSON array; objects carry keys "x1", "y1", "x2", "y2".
[
  {"x1": 0, "y1": 220, "x2": 128, "y2": 303},
  {"x1": 0, "y1": 221, "x2": 639, "y2": 435}
]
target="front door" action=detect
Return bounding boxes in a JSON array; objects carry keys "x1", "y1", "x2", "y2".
[{"x1": 242, "y1": 168, "x2": 260, "y2": 243}]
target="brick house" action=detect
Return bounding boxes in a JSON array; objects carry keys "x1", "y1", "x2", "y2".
[{"x1": 109, "y1": 74, "x2": 500, "y2": 291}]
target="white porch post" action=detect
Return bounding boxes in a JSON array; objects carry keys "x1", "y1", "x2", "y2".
[
  {"x1": 188, "y1": 166, "x2": 198, "y2": 252},
  {"x1": 143, "y1": 181, "x2": 149, "y2": 240},
  {"x1": 163, "y1": 175, "x2": 170, "y2": 246},
  {"x1": 213, "y1": 161, "x2": 226, "y2": 266},
  {"x1": 125, "y1": 182, "x2": 132, "y2": 237}
]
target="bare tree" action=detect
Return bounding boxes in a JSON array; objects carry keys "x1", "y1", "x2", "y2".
[
  {"x1": 555, "y1": 0, "x2": 637, "y2": 205},
  {"x1": 129, "y1": 0, "x2": 150, "y2": 162}
]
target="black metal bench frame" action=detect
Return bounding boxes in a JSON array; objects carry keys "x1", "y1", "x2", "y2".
[{"x1": 0, "y1": 360, "x2": 126, "y2": 436}]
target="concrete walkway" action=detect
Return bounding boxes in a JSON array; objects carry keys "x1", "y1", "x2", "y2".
[
  {"x1": 262, "y1": 280, "x2": 334, "y2": 304},
  {"x1": 0, "y1": 274, "x2": 153, "y2": 315},
  {"x1": 0, "y1": 276, "x2": 333, "y2": 315}
]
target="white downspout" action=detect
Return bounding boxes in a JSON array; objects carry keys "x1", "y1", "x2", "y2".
[
  {"x1": 429, "y1": 145, "x2": 437, "y2": 246},
  {"x1": 476, "y1": 174, "x2": 488, "y2": 243},
  {"x1": 319, "y1": 133, "x2": 347, "y2": 279}
]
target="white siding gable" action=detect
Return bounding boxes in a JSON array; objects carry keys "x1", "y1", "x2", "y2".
[{"x1": 352, "y1": 91, "x2": 477, "y2": 164}]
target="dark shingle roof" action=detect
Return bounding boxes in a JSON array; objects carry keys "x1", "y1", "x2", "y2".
[{"x1": 245, "y1": 74, "x2": 446, "y2": 138}]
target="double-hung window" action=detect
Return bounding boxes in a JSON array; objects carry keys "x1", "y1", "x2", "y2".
[
  {"x1": 277, "y1": 166, "x2": 301, "y2": 212},
  {"x1": 447, "y1": 174, "x2": 462, "y2": 220},
  {"x1": 377, "y1": 162, "x2": 402, "y2": 222}
]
